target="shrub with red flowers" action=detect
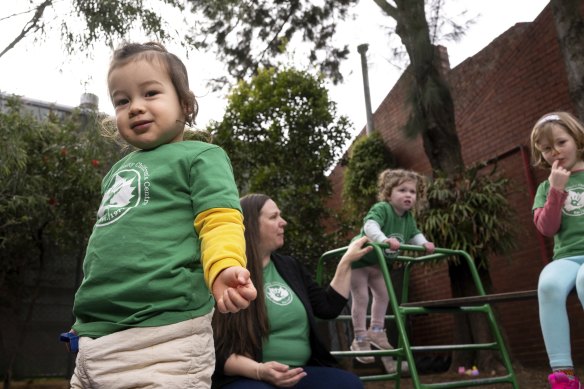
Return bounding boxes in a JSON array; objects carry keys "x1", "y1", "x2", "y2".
[{"x1": 0, "y1": 96, "x2": 123, "y2": 381}]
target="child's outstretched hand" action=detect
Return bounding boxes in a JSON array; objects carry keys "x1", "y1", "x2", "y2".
[
  {"x1": 423, "y1": 242, "x2": 436, "y2": 254},
  {"x1": 384, "y1": 237, "x2": 401, "y2": 251},
  {"x1": 212, "y1": 266, "x2": 257, "y2": 313},
  {"x1": 549, "y1": 159, "x2": 571, "y2": 191}
]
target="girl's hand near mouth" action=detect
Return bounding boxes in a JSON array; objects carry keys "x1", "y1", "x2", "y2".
[{"x1": 549, "y1": 159, "x2": 571, "y2": 191}]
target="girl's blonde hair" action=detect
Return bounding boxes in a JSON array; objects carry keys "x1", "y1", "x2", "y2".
[
  {"x1": 377, "y1": 169, "x2": 428, "y2": 212},
  {"x1": 530, "y1": 111, "x2": 584, "y2": 169}
]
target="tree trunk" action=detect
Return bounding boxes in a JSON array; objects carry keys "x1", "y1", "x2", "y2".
[
  {"x1": 374, "y1": 0, "x2": 511, "y2": 371},
  {"x1": 393, "y1": 0, "x2": 464, "y2": 177},
  {"x1": 550, "y1": 0, "x2": 584, "y2": 121}
]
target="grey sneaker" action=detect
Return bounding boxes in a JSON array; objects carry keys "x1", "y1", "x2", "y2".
[
  {"x1": 350, "y1": 337, "x2": 375, "y2": 364},
  {"x1": 368, "y1": 328, "x2": 393, "y2": 350}
]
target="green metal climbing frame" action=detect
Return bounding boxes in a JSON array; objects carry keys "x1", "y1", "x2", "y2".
[{"x1": 316, "y1": 243, "x2": 518, "y2": 388}]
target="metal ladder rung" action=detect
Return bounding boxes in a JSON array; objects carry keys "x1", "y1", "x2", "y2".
[
  {"x1": 410, "y1": 343, "x2": 499, "y2": 352},
  {"x1": 360, "y1": 372, "x2": 400, "y2": 382},
  {"x1": 330, "y1": 348, "x2": 403, "y2": 358},
  {"x1": 400, "y1": 305, "x2": 491, "y2": 314},
  {"x1": 335, "y1": 314, "x2": 396, "y2": 321},
  {"x1": 421, "y1": 374, "x2": 516, "y2": 389}
]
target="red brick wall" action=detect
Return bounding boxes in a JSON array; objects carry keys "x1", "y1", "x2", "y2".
[{"x1": 327, "y1": 3, "x2": 584, "y2": 367}]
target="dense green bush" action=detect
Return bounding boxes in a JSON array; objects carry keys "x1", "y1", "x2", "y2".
[
  {"x1": 341, "y1": 132, "x2": 395, "y2": 228},
  {"x1": 417, "y1": 163, "x2": 516, "y2": 268},
  {"x1": 0, "y1": 96, "x2": 121, "y2": 311}
]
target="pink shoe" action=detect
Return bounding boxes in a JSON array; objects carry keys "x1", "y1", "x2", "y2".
[{"x1": 548, "y1": 372, "x2": 582, "y2": 389}]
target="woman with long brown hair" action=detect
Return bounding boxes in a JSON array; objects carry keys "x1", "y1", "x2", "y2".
[{"x1": 212, "y1": 193, "x2": 370, "y2": 388}]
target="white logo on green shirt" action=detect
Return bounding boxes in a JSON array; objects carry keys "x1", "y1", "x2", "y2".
[
  {"x1": 96, "y1": 169, "x2": 141, "y2": 226},
  {"x1": 564, "y1": 185, "x2": 584, "y2": 216},
  {"x1": 265, "y1": 282, "x2": 293, "y2": 306}
]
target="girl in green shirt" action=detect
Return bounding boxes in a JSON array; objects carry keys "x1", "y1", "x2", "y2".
[
  {"x1": 350, "y1": 169, "x2": 434, "y2": 364},
  {"x1": 66, "y1": 42, "x2": 256, "y2": 388}
]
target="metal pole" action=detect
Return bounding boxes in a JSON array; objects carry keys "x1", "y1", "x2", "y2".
[{"x1": 357, "y1": 43, "x2": 374, "y2": 134}]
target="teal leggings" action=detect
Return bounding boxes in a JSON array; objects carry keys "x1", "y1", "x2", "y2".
[{"x1": 538, "y1": 256, "x2": 584, "y2": 368}]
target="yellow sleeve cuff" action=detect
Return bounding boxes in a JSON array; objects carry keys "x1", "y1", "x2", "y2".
[{"x1": 194, "y1": 207, "x2": 247, "y2": 289}]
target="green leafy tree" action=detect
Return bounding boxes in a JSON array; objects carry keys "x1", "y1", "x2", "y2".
[
  {"x1": 0, "y1": 97, "x2": 122, "y2": 386},
  {"x1": 342, "y1": 132, "x2": 396, "y2": 227},
  {"x1": 209, "y1": 68, "x2": 352, "y2": 269},
  {"x1": 188, "y1": 0, "x2": 357, "y2": 86}
]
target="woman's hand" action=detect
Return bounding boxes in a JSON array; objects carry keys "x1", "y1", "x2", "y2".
[
  {"x1": 331, "y1": 236, "x2": 373, "y2": 297},
  {"x1": 339, "y1": 236, "x2": 373, "y2": 263},
  {"x1": 258, "y1": 361, "x2": 306, "y2": 387}
]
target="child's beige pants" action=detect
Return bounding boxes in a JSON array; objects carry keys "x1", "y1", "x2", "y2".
[{"x1": 70, "y1": 312, "x2": 214, "y2": 388}]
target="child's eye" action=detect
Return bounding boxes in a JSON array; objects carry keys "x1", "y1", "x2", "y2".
[
  {"x1": 114, "y1": 98, "x2": 129, "y2": 107},
  {"x1": 145, "y1": 90, "x2": 159, "y2": 97}
]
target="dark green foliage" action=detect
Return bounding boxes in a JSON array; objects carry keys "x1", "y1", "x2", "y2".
[
  {"x1": 183, "y1": 128, "x2": 213, "y2": 143},
  {"x1": 65, "y1": 0, "x2": 185, "y2": 52},
  {"x1": 416, "y1": 163, "x2": 516, "y2": 268},
  {"x1": 185, "y1": 0, "x2": 471, "y2": 89},
  {"x1": 209, "y1": 68, "x2": 352, "y2": 269},
  {"x1": 188, "y1": 0, "x2": 358, "y2": 85},
  {"x1": 341, "y1": 132, "x2": 396, "y2": 227},
  {"x1": 0, "y1": 96, "x2": 122, "y2": 308}
]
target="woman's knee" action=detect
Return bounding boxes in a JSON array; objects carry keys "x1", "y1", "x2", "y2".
[
  {"x1": 223, "y1": 378, "x2": 276, "y2": 389},
  {"x1": 296, "y1": 367, "x2": 363, "y2": 389}
]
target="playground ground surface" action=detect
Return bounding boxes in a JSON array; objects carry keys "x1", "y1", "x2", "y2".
[{"x1": 361, "y1": 363, "x2": 550, "y2": 388}]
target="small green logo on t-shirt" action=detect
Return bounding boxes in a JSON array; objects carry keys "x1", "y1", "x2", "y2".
[{"x1": 265, "y1": 282, "x2": 293, "y2": 306}]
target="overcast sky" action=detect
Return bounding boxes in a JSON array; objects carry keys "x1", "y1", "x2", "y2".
[{"x1": 0, "y1": 1, "x2": 550, "y2": 136}]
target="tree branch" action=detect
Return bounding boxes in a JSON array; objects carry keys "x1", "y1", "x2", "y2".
[
  {"x1": 252, "y1": 5, "x2": 296, "y2": 73},
  {"x1": 0, "y1": 0, "x2": 53, "y2": 59},
  {"x1": 373, "y1": 0, "x2": 397, "y2": 19}
]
